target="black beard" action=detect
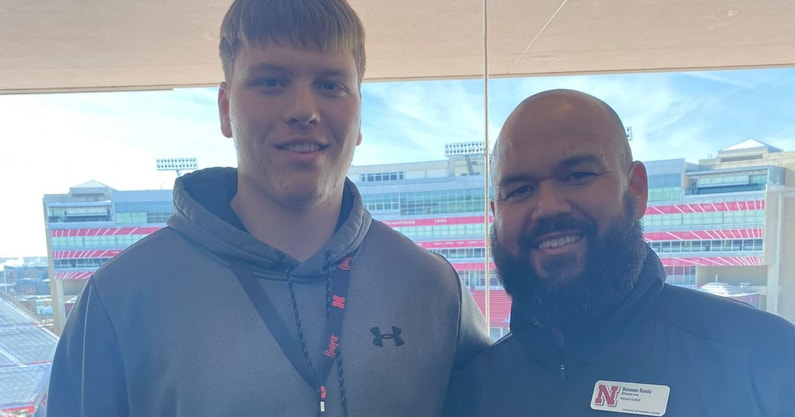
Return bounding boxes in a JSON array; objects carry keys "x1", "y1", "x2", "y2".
[{"x1": 491, "y1": 194, "x2": 648, "y2": 328}]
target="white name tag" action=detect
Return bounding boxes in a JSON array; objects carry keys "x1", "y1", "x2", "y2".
[{"x1": 590, "y1": 380, "x2": 670, "y2": 416}]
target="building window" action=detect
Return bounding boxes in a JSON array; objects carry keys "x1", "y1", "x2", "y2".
[
  {"x1": 400, "y1": 188, "x2": 484, "y2": 216},
  {"x1": 362, "y1": 193, "x2": 400, "y2": 212},
  {"x1": 428, "y1": 247, "x2": 485, "y2": 260},
  {"x1": 649, "y1": 239, "x2": 763, "y2": 254},
  {"x1": 361, "y1": 172, "x2": 404, "y2": 183},
  {"x1": 115, "y1": 201, "x2": 174, "y2": 225},
  {"x1": 665, "y1": 266, "x2": 696, "y2": 287}
]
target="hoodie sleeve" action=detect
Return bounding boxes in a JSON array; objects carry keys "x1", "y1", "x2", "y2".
[
  {"x1": 47, "y1": 278, "x2": 129, "y2": 417},
  {"x1": 452, "y1": 276, "x2": 491, "y2": 368}
]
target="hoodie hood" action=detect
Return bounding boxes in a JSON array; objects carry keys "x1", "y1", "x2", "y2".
[{"x1": 167, "y1": 167, "x2": 372, "y2": 280}]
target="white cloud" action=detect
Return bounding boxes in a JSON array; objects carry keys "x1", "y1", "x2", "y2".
[
  {"x1": 357, "y1": 80, "x2": 487, "y2": 164},
  {"x1": 682, "y1": 71, "x2": 756, "y2": 89}
]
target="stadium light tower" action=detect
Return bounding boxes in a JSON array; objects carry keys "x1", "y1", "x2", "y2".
[{"x1": 156, "y1": 157, "x2": 198, "y2": 177}]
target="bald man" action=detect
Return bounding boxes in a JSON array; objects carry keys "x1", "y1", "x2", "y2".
[{"x1": 443, "y1": 89, "x2": 795, "y2": 417}]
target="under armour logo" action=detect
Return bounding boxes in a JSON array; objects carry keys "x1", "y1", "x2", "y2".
[
  {"x1": 371, "y1": 326, "x2": 404, "y2": 347},
  {"x1": 338, "y1": 257, "x2": 352, "y2": 271}
]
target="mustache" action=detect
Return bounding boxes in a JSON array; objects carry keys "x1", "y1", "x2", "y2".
[{"x1": 516, "y1": 215, "x2": 594, "y2": 248}]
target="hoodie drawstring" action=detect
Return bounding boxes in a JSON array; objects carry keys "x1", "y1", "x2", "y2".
[{"x1": 278, "y1": 251, "x2": 349, "y2": 417}]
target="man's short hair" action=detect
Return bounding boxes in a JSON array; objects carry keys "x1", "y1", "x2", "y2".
[{"x1": 219, "y1": 0, "x2": 366, "y2": 84}]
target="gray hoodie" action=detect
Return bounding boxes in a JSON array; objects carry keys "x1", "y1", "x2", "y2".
[{"x1": 48, "y1": 167, "x2": 491, "y2": 417}]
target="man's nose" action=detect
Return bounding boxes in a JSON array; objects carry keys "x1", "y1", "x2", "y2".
[
  {"x1": 284, "y1": 84, "x2": 320, "y2": 126},
  {"x1": 530, "y1": 181, "x2": 571, "y2": 222}
]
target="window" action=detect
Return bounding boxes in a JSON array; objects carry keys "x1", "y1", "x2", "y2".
[{"x1": 361, "y1": 172, "x2": 404, "y2": 182}]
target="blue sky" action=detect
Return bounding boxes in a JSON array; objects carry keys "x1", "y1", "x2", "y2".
[{"x1": 1, "y1": 67, "x2": 794, "y2": 257}]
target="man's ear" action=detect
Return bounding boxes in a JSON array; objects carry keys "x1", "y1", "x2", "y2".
[
  {"x1": 490, "y1": 199, "x2": 496, "y2": 216},
  {"x1": 218, "y1": 81, "x2": 233, "y2": 139},
  {"x1": 627, "y1": 161, "x2": 648, "y2": 219}
]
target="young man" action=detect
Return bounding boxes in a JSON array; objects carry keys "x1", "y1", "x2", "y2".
[
  {"x1": 47, "y1": 1, "x2": 490, "y2": 416},
  {"x1": 443, "y1": 89, "x2": 795, "y2": 416}
]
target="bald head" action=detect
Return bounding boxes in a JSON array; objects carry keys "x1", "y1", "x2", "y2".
[{"x1": 492, "y1": 89, "x2": 632, "y2": 182}]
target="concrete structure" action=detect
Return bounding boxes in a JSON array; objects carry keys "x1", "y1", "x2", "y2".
[
  {"x1": 43, "y1": 140, "x2": 795, "y2": 335},
  {"x1": 687, "y1": 140, "x2": 795, "y2": 320}
]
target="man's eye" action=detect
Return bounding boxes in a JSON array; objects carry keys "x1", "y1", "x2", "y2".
[
  {"x1": 504, "y1": 186, "x2": 532, "y2": 200},
  {"x1": 318, "y1": 82, "x2": 348, "y2": 96},
  {"x1": 256, "y1": 78, "x2": 284, "y2": 88},
  {"x1": 319, "y1": 82, "x2": 341, "y2": 90},
  {"x1": 566, "y1": 172, "x2": 596, "y2": 182}
]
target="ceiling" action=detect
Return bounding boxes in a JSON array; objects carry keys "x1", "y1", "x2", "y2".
[{"x1": 1, "y1": 0, "x2": 794, "y2": 94}]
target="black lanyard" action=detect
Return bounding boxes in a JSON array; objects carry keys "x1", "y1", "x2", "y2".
[{"x1": 229, "y1": 255, "x2": 353, "y2": 416}]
